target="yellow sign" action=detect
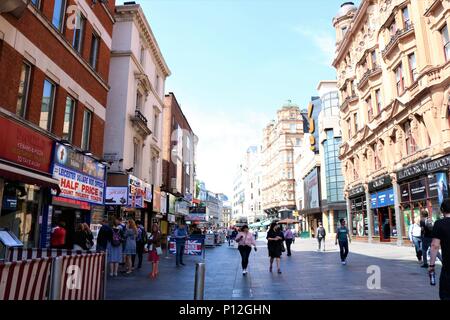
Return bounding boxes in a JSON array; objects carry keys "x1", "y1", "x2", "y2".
[{"x1": 308, "y1": 102, "x2": 316, "y2": 151}]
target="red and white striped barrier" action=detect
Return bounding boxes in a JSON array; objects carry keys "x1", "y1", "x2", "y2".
[
  {"x1": 57, "y1": 253, "x2": 105, "y2": 300},
  {"x1": 0, "y1": 258, "x2": 52, "y2": 300},
  {"x1": 7, "y1": 248, "x2": 91, "y2": 262}
]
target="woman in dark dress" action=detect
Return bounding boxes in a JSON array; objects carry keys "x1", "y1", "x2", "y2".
[{"x1": 266, "y1": 222, "x2": 284, "y2": 274}]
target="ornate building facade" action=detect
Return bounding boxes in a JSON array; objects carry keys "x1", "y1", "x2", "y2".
[
  {"x1": 333, "y1": 0, "x2": 450, "y2": 244},
  {"x1": 261, "y1": 103, "x2": 305, "y2": 218}
]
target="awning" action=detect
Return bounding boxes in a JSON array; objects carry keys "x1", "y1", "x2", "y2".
[{"x1": 0, "y1": 162, "x2": 60, "y2": 192}]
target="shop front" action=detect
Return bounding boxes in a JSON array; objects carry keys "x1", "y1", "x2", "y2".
[
  {"x1": 50, "y1": 142, "x2": 106, "y2": 248},
  {"x1": 348, "y1": 185, "x2": 368, "y2": 238},
  {"x1": 397, "y1": 156, "x2": 450, "y2": 240},
  {"x1": 368, "y1": 175, "x2": 396, "y2": 242},
  {"x1": 0, "y1": 115, "x2": 58, "y2": 249}
]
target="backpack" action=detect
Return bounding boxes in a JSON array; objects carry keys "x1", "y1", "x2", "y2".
[
  {"x1": 425, "y1": 218, "x2": 434, "y2": 232},
  {"x1": 111, "y1": 228, "x2": 122, "y2": 247},
  {"x1": 137, "y1": 227, "x2": 148, "y2": 243}
]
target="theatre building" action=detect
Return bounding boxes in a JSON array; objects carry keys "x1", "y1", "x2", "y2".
[{"x1": 0, "y1": 0, "x2": 115, "y2": 248}]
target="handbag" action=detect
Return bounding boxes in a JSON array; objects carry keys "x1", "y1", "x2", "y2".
[
  {"x1": 156, "y1": 247, "x2": 162, "y2": 256},
  {"x1": 281, "y1": 242, "x2": 286, "y2": 252}
]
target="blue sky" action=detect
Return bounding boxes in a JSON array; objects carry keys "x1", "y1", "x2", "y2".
[{"x1": 118, "y1": 0, "x2": 359, "y2": 197}]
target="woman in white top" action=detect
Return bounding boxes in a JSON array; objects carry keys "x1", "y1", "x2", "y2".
[
  {"x1": 409, "y1": 216, "x2": 423, "y2": 262},
  {"x1": 235, "y1": 225, "x2": 257, "y2": 276}
]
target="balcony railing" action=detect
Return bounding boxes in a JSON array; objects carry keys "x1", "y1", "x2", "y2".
[
  {"x1": 382, "y1": 23, "x2": 415, "y2": 58},
  {"x1": 130, "y1": 110, "x2": 152, "y2": 137},
  {"x1": 357, "y1": 66, "x2": 382, "y2": 90}
]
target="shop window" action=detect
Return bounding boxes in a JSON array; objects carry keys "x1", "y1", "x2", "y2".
[
  {"x1": 52, "y1": 0, "x2": 67, "y2": 32},
  {"x1": 16, "y1": 62, "x2": 32, "y2": 118}
]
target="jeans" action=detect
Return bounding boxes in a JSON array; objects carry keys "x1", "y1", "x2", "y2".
[
  {"x1": 412, "y1": 236, "x2": 422, "y2": 261},
  {"x1": 132, "y1": 242, "x2": 145, "y2": 268},
  {"x1": 176, "y1": 242, "x2": 185, "y2": 265},
  {"x1": 338, "y1": 240, "x2": 349, "y2": 262},
  {"x1": 440, "y1": 268, "x2": 450, "y2": 300},
  {"x1": 422, "y1": 237, "x2": 442, "y2": 265},
  {"x1": 238, "y1": 245, "x2": 252, "y2": 269},
  {"x1": 318, "y1": 237, "x2": 325, "y2": 251},
  {"x1": 285, "y1": 239, "x2": 293, "y2": 256}
]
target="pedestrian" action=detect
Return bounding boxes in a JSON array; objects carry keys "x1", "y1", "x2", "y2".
[
  {"x1": 235, "y1": 225, "x2": 257, "y2": 275},
  {"x1": 267, "y1": 222, "x2": 284, "y2": 274},
  {"x1": 409, "y1": 216, "x2": 423, "y2": 262},
  {"x1": 421, "y1": 209, "x2": 442, "y2": 268},
  {"x1": 108, "y1": 219, "x2": 124, "y2": 277},
  {"x1": 173, "y1": 222, "x2": 189, "y2": 267},
  {"x1": 147, "y1": 223, "x2": 162, "y2": 278},
  {"x1": 284, "y1": 226, "x2": 294, "y2": 256},
  {"x1": 317, "y1": 222, "x2": 326, "y2": 252},
  {"x1": 96, "y1": 218, "x2": 112, "y2": 252},
  {"x1": 231, "y1": 228, "x2": 238, "y2": 245},
  {"x1": 133, "y1": 220, "x2": 147, "y2": 269},
  {"x1": 429, "y1": 198, "x2": 450, "y2": 300},
  {"x1": 227, "y1": 228, "x2": 233, "y2": 246},
  {"x1": 335, "y1": 219, "x2": 351, "y2": 265},
  {"x1": 123, "y1": 219, "x2": 138, "y2": 274},
  {"x1": 50, "y1": 221, "x2": 66, "y2": 249},
  {"x1": 73, "y1": 223, "x2": 89, "y2": 251},
  {"x1": 83, "y1": 223, "x2": 94, "y2": 250},
  {"x1": 254, "y1": 229, "x2": 258, "y2": 240}
]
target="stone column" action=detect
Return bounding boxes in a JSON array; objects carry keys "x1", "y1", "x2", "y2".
[
  {"x1": 329, "y1": 209, "x2": 335, "y2": 235},
  {"x1": 392, "y1": 175, "x2": 403, "y2": 246},
  {"x1": 365, "y1": 185, "x2": 373, "y2": 243},
  {"x1": 346, "y1": 197, "x2": 352, "y2": 232}
]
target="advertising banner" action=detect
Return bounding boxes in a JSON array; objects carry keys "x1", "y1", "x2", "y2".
[
  {"x1": 304, "y1": 168, "x2": 320, "y2": 209},
  {"x1": 128, "y1": 175, "x2": 145, "y2": 208},
  {"x1": 52, "y1": 164, "x2": 105, "y2": 204},
  {"x1": 409, "y1": 178, "x2": 427, "y2": 201},
  {"x1": 105, "y1": 187, "x2": 128, "y2": 205},
  {"x1": 400, "y1": 183, "x2": 410, "y2": 203},
  {"x1": 186, "y1": 213, "x2": 207, "y2": 221},
  {"x1": 169, "y1": 238, "x2": 204, "y2": 255},
  {"x1": 428, "y1": 172, "x2": 449, "y2": 205},
  {"x1": 0, "y1": 116, "x2": 53, "y2": 173}
]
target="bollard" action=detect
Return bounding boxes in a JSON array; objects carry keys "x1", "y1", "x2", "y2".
[
  {"x1": 194, "y1": 262, "x2": 205, "y2": 300},
  {"x1": 49, "y1": 256, "x2": 63, "y2": 300}
]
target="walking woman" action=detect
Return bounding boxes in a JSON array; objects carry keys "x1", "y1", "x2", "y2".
[
  {"x1": 73, "y1": 223, "x2": 89, "y2": 251},
  {"x1": 267, "y1": 222, "x2": 284, "y2": 274},
  {"x1": 108, "y1": 219, "x2": 124, "y2": 277},
  {"x1": 147, "y1": 223, "x2": 162, "y2": 278},
  {"x1": 123, "y1": 219, "x2": 138, "y2": 274},
  {"x1": 235, "y1": 225, "x2": 257, "y2": 275},
  {"x1": 82, "y1": 223, "x2": 94, "y2": 250}
]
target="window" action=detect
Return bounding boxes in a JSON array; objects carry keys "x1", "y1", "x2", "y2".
[
  {"x1": 347, "y1": 118, "x2": 352, "y2": 138},
  {"x1": 375, "y1": 89, "x2": 381, "y2": 114},
  {"x1": 155, "y1": 74, "x2": 160, "y2": 94},
  {"x1": 395, "y1": 64, "x2": 405, "y2": 95},
  {"x1": 402, "y1": 7, "x2": 410, "y2": 28},
  {"x1": 62, "y1": 96, "x2": 75, "y2": 142},
  {"x1": 72, "y1": 13, "x2": 86, "y2": 53},
  {"x1": 290, "y1": 123, "x2": 296, "y2": 133},
  {"x1": 140, "y1": 45, "x2": 145, "y2": 66},
  {"x1": 408, "y1": 53, "x2": 417, "y2": 82},
  {"x1": 373, "y1": 143, "x2": 381, "y2": 170},
  {"x1": 296, "y1": 138, "x2": 301, "y2": 146},
  {"x1": 52, "y1": 0, "x2": 66, "y2": 32},
  {"x1": 353, "y1": 158, "x2": 359, "y2": 180},
  {"x1": 404, "y1": 120, "x2": 417, "y2": 155},
  {"x1": 441, "y1": 24, "x2": 450, "y2": 62},
  {"x1": 31, "y1": 0, "x2": 40, "y2": 9},
  {"x1": 39, "y1": 79, "x2": 56, "y2": 131},
  {"x1": 341, "y1": 26, "x2": 348, "y2": 36},
  {"x1": 133, "y1": 141, "x2": 140, "y2": 176},
  {"x1": 366, "y1": 96, "x2": 373, "y2": 122},
  {"x1": 354, "y1": 112, "x2": 359, "y2": 134},
  {"x1": 136, "y1": 92, "x2": 143, "y2": 111},
  {"x1": 16, "y1": 62, "x2": 32, "y2": 118},
  {"x1": 89, "y1": 33, "x2": 100, "y2": 70},
  {"x1": 153, "y1": 108, "x2": 159, "y2": 139},
  {"x1": 81, "y1": 109, "x2": 92, "y2": 150},
  {"x1": 371, "y1": 50, "x2": 377, "y2": 68},
  {"x1": 389, "y1": 20, "x2": 397, "y2": 36}
]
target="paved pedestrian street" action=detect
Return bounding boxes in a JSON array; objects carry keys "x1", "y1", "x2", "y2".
[{"x1": 106, "y1": 238, "x2": 441, "y2": 300}]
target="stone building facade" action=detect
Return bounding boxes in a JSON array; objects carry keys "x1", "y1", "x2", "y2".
[{"x1": 333, "y1": 0, "x2": 450, "y2": 244}]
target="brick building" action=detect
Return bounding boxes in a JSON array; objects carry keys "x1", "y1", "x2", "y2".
[{"x1": 0, "y1": 0, "x2": 115, "y2": 248}]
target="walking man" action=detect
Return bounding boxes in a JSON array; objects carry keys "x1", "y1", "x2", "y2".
[
  {"x1": 421, "y1": 209, "x2": 442, "y2": 268},
  {"x1": 134, "y1": 220, "x2": 147, "y2": 269},
  {"x1": 173, "y1": 223, "x2": 189, "y2": 267},
  {"x1": 335, "y1": 219, "x2": 351, "y2": 265},
  {"x1": 429, "y1": 199, "x2": 450, "y2": 300},
  {"x1": 317, "y1": 222, "x2": 326, "y2": 252},
  {"x1": 284, "y1": 226, "x2": 294, "y2": 256},
  {"x1": 409, "y1": 216, "x2": 423, "y2": 262}
]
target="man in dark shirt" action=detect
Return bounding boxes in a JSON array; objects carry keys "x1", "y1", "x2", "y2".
[
  {"x1": 429, "y1": 199, "x2": 450, "y2": 300},
  {"x1": 421, "y1": 209, "x2": 438, "y2": 268}
]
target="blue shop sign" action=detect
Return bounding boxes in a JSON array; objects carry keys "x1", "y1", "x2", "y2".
[{"x1": 370, "y1": 188, "x2": 395, "y2": 209}]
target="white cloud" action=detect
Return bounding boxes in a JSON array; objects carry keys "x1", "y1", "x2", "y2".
[
  {"x1": 186, "y1": 106, "x2": 271, "y2": 197},
  {"x1": 294, "y1": 25, "x2": 335, "y2": 66}
]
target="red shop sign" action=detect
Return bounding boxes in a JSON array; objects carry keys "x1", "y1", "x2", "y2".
[{"x1": 0, "y1": 116, "x2": 53, "y2": 173}]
